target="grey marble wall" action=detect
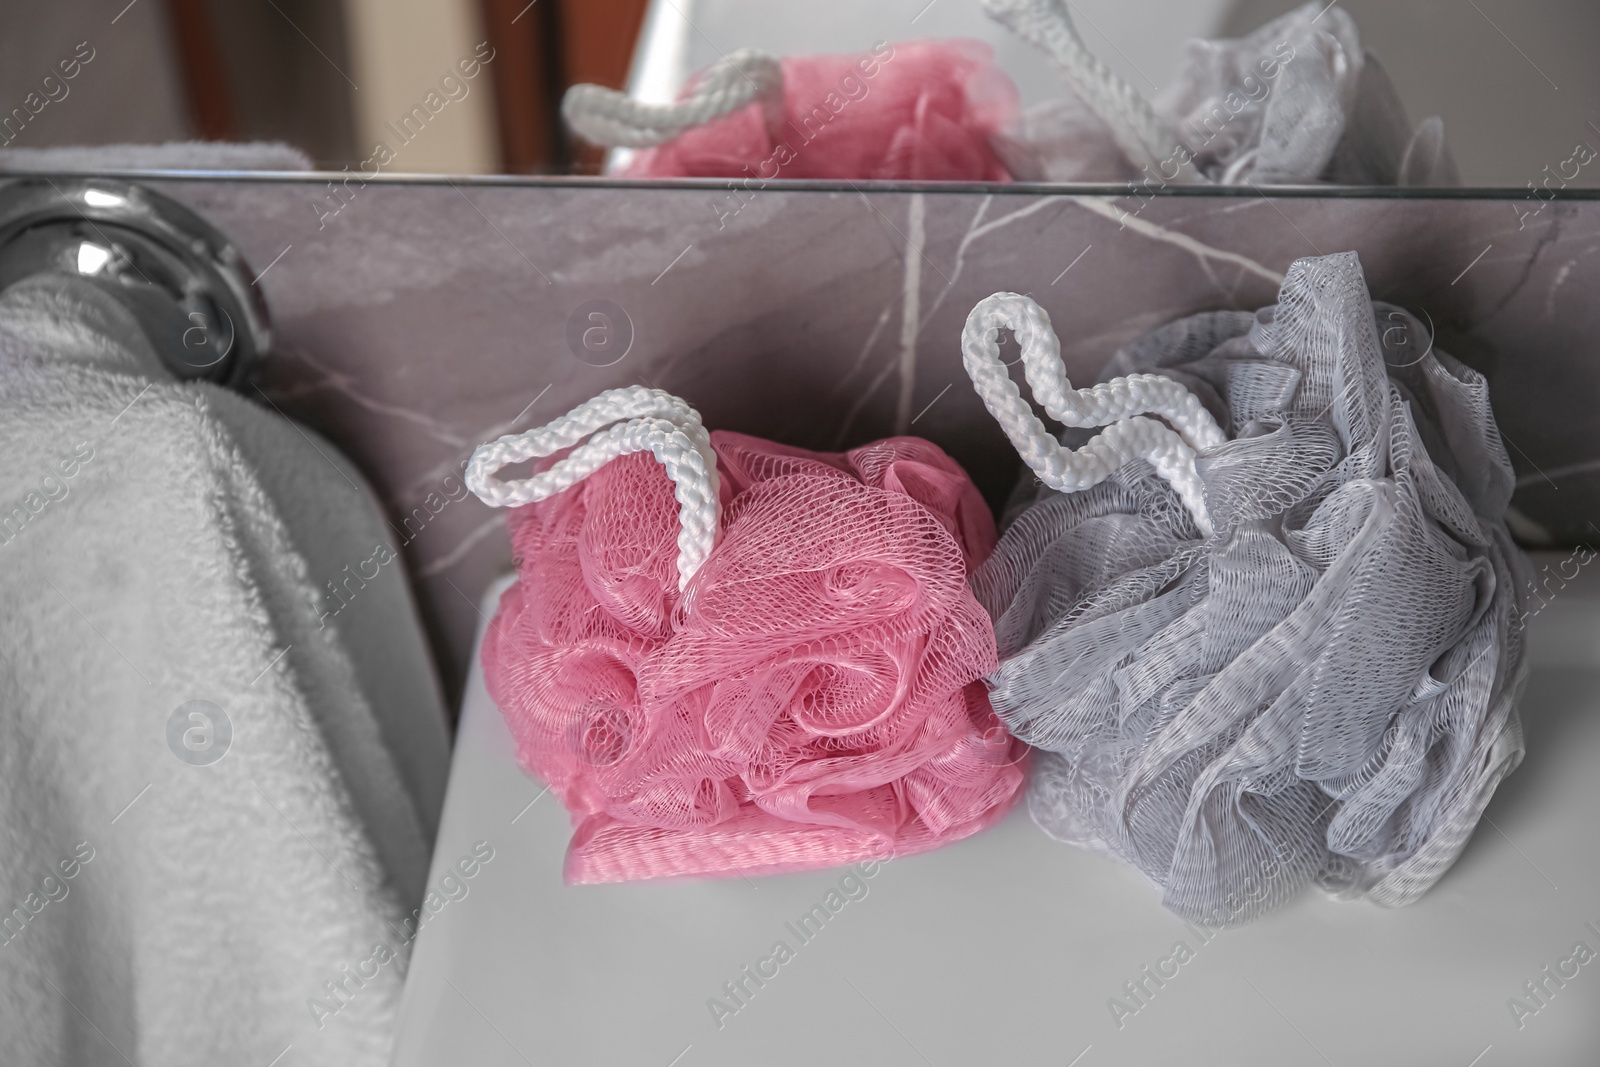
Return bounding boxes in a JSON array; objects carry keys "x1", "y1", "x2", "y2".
[{"x1": 148, "y1": 176, "x2": 1600, "y2": 702}]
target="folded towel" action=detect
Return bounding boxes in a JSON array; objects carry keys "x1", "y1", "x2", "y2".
[
  {"x1": 0, "y1": 140, "x2": 312, "y2": 172},
  {"x1": 0, "y1": 274, "x2": 448, "y2": 1064}
]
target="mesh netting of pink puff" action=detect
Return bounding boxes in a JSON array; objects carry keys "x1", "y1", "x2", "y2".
[
  {"x1": 482, "y1": 430, "x2": 1027, "y2": 883},
  {"x1": 622, "y1": 40, "x2": 1021, "y2": 182}
]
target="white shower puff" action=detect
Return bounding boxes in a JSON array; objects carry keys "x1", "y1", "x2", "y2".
[{"x1": 971, "y1": 251, "x2": 1528, "y2": 925}]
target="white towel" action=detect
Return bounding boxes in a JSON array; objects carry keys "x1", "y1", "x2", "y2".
[
  {"x1": 0, "y1": 140, "x2": 312, "y2": 172},
  {"x1": 0, "y1": 274, "x2": 449, "y2": 1065}
]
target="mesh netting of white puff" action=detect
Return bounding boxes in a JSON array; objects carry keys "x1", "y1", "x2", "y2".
[{"x1": 969, "y1": 251, "x2": 1530, "y2": 926}]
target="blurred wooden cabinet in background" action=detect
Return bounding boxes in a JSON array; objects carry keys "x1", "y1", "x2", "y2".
[{"x1": 158, "y1": 0, "x2": 649, "y2": 172}]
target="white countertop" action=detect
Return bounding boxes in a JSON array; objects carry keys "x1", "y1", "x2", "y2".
[{"x1": 392, "y1": 552, "x2": 1600, "y2": 1066}]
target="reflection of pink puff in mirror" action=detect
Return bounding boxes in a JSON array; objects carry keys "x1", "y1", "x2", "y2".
[
  {"x1": 620, "y1": 41, "x2": 1021, "y2": 182},
  {"x1": 468, "y1": 389, "x2": 1025, "y2": 883}
]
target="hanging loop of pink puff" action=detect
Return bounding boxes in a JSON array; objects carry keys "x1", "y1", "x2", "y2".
[{"x1": 468, "y1": 387, "x2": 1026, "y2": 882}]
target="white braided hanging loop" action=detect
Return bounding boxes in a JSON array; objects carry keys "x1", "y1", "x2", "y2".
[
  {"x1": 962, "y1": 292, "x2": 1219, "y2": 535},
  {"x1": 562, "y1": 48, "x2": 785, "y2": 149},
  {"x1": 982, "y1": 0, "x2": 1202, "y2": 181},
  {"x1": 467, "y1": 386, "x2": 721, "y2": 591}
]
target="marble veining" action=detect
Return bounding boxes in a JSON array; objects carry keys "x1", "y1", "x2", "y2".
[{"x1": 141, "y1": 178, "x2": 1600, "y2": 702}]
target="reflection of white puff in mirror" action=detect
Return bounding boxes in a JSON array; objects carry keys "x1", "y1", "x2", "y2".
[{"x1": 989, "y1": 0, "x2": 1459, "y2": 188}]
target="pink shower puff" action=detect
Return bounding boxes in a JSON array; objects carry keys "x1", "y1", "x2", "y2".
[
  {"x1": 481, "y1": 430, "x2": 1025, "y2": 883},
  {"x1": 622, "y1": 40, "x2": 1022, "y2": 182}
]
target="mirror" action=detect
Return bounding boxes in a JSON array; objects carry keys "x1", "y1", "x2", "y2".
[{"x1": 0, "y1": 0, "x2": 1591, "y2": 189}]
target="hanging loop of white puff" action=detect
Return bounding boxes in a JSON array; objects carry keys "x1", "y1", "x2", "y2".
[
  {"x1": 962, "y1": 292, "x2": 1223, "y2": 535},
  {"x1": 562, "y1": 48, "x2": 785, "y2": 149},
  {"x1": 981, "y1": 0, "x2": 1202, "y2": 181},
  {"x1": 466, "y1": 386, "x2": 721, "y2": 591}
]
